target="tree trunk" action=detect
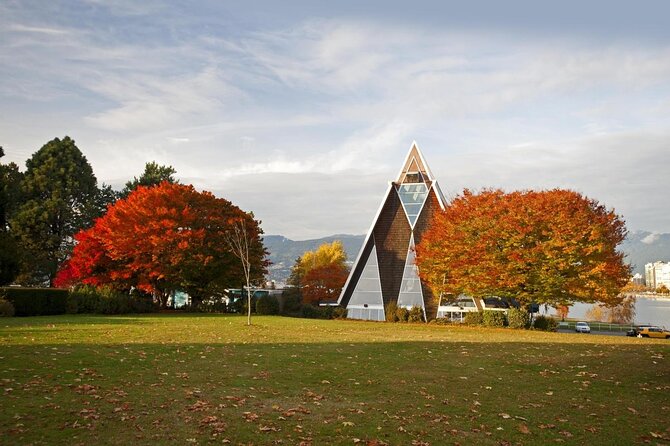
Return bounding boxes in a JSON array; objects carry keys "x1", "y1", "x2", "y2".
[{"x1": 246, "y1": 285, "x2": 252, "y2": 326}]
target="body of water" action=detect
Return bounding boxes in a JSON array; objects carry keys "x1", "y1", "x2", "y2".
[{"x1": 556, "y1": 296, "x2": 670, "y2": 327}]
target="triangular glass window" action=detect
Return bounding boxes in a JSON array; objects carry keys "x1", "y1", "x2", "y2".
[
  {"x1": 396, "y1": 235, "x2": 424, "y2": 309},
  {"x1": 397, "y1": 183, "x2": 428, "y2": 227},
  {"x1": 347, "y1": 244, "x2": 384, "y2": 307}
]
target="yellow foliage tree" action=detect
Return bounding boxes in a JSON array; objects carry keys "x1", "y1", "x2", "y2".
[{"x1": 289, "y1": 241, "x2": 347, "y2": 286}]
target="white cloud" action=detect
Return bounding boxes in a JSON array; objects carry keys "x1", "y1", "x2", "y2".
[
  {"x1": 9, "y1": 24, "x2": 72, "y2": 35},
  {"x1": 2, "y1": 11, "x2": 670, "y2": 237},
  {"x1": 642, "y1": 233, "x2": 660, "y2": 244}
]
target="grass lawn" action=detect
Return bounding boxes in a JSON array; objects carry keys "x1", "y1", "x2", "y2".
[{"x1": 0, "y1": 314, "x2": 668, "y2": 445}]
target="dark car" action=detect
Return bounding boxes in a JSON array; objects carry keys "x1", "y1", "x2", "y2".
[{"x1": 627, "y1": 325, "x2": 654, "y2": 337}]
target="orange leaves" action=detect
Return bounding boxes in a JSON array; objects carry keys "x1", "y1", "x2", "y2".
[{"x1": 416, "y1": 189, "x2": 631, "y2": 308}]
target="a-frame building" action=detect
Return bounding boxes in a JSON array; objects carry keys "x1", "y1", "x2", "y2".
[{"x1": 338, "y1": 142, "x2": 446, "y2": 321}]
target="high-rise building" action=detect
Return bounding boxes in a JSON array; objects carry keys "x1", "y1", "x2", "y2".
[
  {"x1": 338, "y1": 143, "x2": 446, "y2": 321},
  {"x1": 645, "y1": 261, "x2": 670, "y2": 289}
]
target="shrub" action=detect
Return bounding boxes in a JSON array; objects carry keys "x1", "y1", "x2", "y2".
[
  {"x1": 429, "y1": 317, "x2": 452, "y2": 325},
  {"x1": 67, "y1": 285, "x2": 156, "y2": 315},
  {"x1": 1, "y1": 287, "x2": 68, "y2": 316},
  {"x1": 546, "y1": 317, "x2": 558, "y2": 332},
  {"x1": 533, "y1": 315, "x2": 558, "y2": 331},
  {"x1": 483, "y1": 310, "x2": 506, "y2": 327},
  {"x1": 240, "y1": 294, "x2": 257, "y2": 315},
  {"x1": 299, "y1": 304, "x2": 325, "y2": 319},
  {"x1": 507, "y1": 308, "x2": 530, "y2": 329},
  {"x1": 256, "y1": 295, "x2": 280, "y2": 315},
  {"x1": 385, "y1": 302, "x2": 399, "y2": 322},
  {"x1": 179, "y1": 303, "x2": 202, "y2": 313},
  {"x1": 408, "y1": 306, "x2": 425, "y2": 323},
  {"x1": 298, "y1": 304, "x2": 341, "y2": 320},
  {"x1": 463, "y1": 311, "x2": 483, "y2": 325},
  {"x1": 332, "y1": 306, "x2": 348, "y2": 319},
  {"x1": 280, "y1": 288, "x2": 302, "y2": 314},
  {"x1": 67, "y1": 286, "x2": 102, "y2": 314},
  {"x1": 395, "y1": 306, "x2": 409, "y2": 322},
  {"x1": 0, "y1": 297, "x2": 15, "y2": 317}
]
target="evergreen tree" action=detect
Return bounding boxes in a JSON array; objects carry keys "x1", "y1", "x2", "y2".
[
  {"x1": 120, "y1": 161, "x2": 177, "y2": 197},
  {"x1": 11, "y1": 137, "x2": 98, "y2": 285},
  {"x1": 0, "y1": 147, "x2": 24, "y2": 285}
]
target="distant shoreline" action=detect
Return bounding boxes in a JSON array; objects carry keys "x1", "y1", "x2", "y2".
[{"x1": 631, "y1": 293, "x2": 670, "y2": 301}]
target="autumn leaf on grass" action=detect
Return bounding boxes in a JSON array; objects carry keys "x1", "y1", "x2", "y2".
[
  {"x1": 518, "y1": 423, "x2": 530, "y2": 434},
  {"x1": 627, "y1": 407, "x2": 638, "y2": 415},
  {"x1": 187, "y1": 400, "x2": 210, "y2": 412},
  {"x1": 72, "y1": 384, "x2": 97, "y2": 395},
  {"x1": 243, "y1": 412, "x2": 259, "y2": 422}
]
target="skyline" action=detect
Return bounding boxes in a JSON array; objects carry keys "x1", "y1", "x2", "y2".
[{"x1": 2, "y1": 1, "x2": 670, "y2": 239}]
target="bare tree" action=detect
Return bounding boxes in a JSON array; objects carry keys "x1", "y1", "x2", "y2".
[{"x1": 225, "y1": 218, "x2": 254, "y2": 326}]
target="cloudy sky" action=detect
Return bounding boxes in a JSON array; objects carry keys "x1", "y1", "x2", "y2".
[{"x1": 2, "y1": 1, "x2": 670, "y2": 239}]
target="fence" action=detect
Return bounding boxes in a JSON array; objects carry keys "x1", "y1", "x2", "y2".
[{"x1": 558, "y1": 320, "x2": 635, "y2": 332}]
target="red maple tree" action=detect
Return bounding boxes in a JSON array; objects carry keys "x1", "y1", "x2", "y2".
[
  {"x1": 55, "y1": 182, "x2": 267, "y2": 307},
  {"x1": 301, "y1": 263, "x2": 350, "y2": 305}
]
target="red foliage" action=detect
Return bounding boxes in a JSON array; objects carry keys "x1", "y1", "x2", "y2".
[
  {"x1": 301, "y1": 263, "x2": 349, "y2": 305},
  {"x1": 56, "y1": 182, "x2": 267, "y2": 306}
]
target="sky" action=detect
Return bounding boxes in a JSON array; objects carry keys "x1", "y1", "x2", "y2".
[{"x1": 2, "y1": 0, "x2": 670, "y2": 240}]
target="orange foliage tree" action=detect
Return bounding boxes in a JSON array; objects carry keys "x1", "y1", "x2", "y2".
[
  {"x1": 415, "y1": 189, "x2": 631, "y2": 309},
  {"x1": 55, "y1": 182, "x2": 267, "y2": 307}
]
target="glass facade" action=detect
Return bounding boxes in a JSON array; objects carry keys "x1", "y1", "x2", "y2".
[
  {"x1": 396, "y1": 236, "x2": 424, "y2": 309},
  {"x1": 347, "y1": 244, "x2": 384, "y2": 320},
  {"x1": 397, "y1": 183, "x2": 428, "y2": 227}
]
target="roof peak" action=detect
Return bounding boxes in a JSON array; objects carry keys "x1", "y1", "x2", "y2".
[{"x1": 395, "y1": 141, "x2": 436, "y2": 183}]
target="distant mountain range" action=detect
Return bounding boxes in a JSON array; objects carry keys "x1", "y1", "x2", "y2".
[{"x1": 263, "y1": 230, "x2": 670, "y2": 285}]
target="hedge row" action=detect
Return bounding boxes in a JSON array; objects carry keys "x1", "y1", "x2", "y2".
[
  {"x1": 0, "y1": 287, "x2": 68, "y2": 316},
  {"x1": 67, "y1": 286, "x2": 156, "y2": 315},
  {"x1": 384, "y1": 302, "x2": 426, "y2": 323},
  {"x1": 460, "y1": 309, "x2": 556, "y2": 331},
  {"x1": 0, "y1": 286, "x2": 156, "y2": 316}
]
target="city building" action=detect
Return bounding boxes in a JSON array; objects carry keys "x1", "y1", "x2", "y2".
[
  {"x1": 645, "y1": 261, "x2": 670, "y2": 290},
  {"x1": 338, "y1": 142, "x2": 447, "y2": 321}
]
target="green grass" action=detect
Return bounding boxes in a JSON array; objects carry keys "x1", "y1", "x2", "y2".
[{"x1": 0, "y1": 315, "x2": 668, "y2": 445}]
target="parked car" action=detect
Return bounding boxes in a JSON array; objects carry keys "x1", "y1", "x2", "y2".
[
  {"x1": 626, "y1": 325, "x2": 654, "y2": 337},
  {"x1": 635, "y1": 326, "x2": 670, "y2": 339},
  {"x1": 575, "y1": 322, "x2": 591, "y2": 333}
]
